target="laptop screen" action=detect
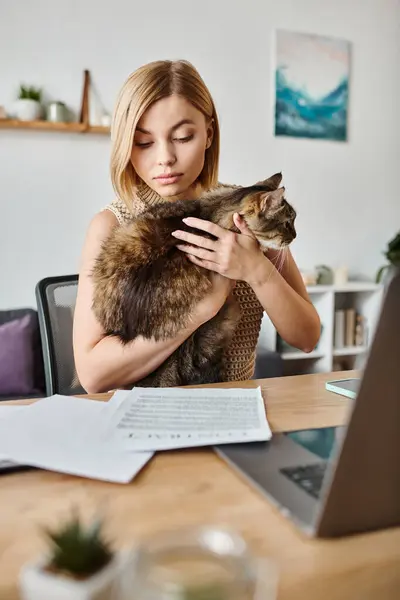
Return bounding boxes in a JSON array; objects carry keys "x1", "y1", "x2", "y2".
[{"x1": 286, "y1": 426, "x2": 345, "y2": 460}]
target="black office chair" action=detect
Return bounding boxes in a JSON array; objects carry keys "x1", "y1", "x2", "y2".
[
  {"x1": 253, "y1": 347, "x2": 284, "y2": 379},
  {"x1": 35, "y1": 275, "x2": 85, "y2": 396}
]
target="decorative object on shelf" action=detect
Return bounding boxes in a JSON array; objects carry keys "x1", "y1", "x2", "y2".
[
  {"x1": 274, "y1": 30, "x2": 351, "y2": 141},
  {"x1": 333, "y1": 265, "x2": 348, "y2": 286},
  {"x1": 300, "y1": 269, "x2": 317, "y2": 286},
  {"x1": 0, "y1": 105, "x2": 6, "y2": 119},
  {"x1": 79, "y1": 69, "x2": 90, "y2": 127},
  {"x1": 14, "y1": 84, "x2": 43, "y2": 121},
  {"x1": 19, "y1": 511, "x2": 128, "y2": 600},
  {"x1": 87, "y1": 77, "x2": 109, "y2": 127},
  {"x1": 79, "y1": 69, "x2": 111, "y2": 128},
  {"x1": 46, "y1": 101, "x2": 69, "y2": 123},
  {"x1": 376, "y1": 231, "x2": 400, "y2": 284},
  {"x1": 100, "y1": 113, "x2": 111, "y2": 127},
  {"x1": 316, "y1": 265, "x2": 334, "y2": 285},
  {"x1": 354, "y1": 314, "x2": 367, "y2": 346},
  {"x1": 79, "y1": 70, "x2": 110, "y2": 134}
]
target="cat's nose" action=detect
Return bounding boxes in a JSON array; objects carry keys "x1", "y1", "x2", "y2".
[{"x1": 284, "y1": 231, "x2": 296, "y2": 244}]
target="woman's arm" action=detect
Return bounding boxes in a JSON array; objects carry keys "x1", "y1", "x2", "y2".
[
  {"x1": 172, "y1": 214, "x2": 321, "y2": 353},
  {"x1": 246, "y1": 248, "x2": 321, "y2": 352},
  {"x1": 73, "y1": 211, "x2": 233, "y2": 393}
]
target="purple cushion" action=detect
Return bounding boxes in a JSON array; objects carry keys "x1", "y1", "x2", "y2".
[{"x1": 0, "y1": 314, "x2": 38, "y2": 396}]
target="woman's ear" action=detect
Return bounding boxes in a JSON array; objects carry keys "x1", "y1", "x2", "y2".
[{"x1": 205, "y1": 118, "x2": 214, "y2": 149}]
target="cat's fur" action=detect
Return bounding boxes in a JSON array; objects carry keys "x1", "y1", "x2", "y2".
[{"x1": 92, "y1": 172, "x2": 297, "y2": 387}]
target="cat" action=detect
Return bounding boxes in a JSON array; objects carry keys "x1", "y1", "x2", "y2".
[{"x1": 91, "y1": 172, "x2": 297, "y2": 387}]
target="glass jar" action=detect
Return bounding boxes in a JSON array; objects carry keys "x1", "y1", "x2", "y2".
[{"x1": 119, "y1": 526, "x2": 265, "y2": 600}]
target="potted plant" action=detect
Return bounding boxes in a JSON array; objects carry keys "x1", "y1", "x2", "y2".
[
  {"x1": 376, "y1": 231, "x2": 400, "y2": 284},
  {"x1": 14, "y1": 84, "x2": 43, "y2": 121},
  {"x1": 19, "y1": 512, "x2": 128, "y2": 600}
]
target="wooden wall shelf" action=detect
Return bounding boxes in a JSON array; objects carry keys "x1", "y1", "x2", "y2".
[
  {"x1": 0, "y1": 119, "x2": 110, "y2": 135},
  {"x1": 1, "y1": 70, "x2": 111, "y2": 136}
]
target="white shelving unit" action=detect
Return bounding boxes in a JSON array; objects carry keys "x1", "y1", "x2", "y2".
[{"x1": 257, "y1": 282, "x2": 384, "y2": 376}]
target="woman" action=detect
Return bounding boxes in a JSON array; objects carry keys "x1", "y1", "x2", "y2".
[{"x1": 73, "y1": 59, "x2": 320, "y2": 393}]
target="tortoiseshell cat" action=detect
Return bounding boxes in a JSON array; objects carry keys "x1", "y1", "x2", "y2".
[{"x1": 92, "y1": 172, "x2": 297, "y2": 387}]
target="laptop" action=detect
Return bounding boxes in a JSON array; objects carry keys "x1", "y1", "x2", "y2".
[{"x1": 216, "y1": 272, "x2": 400, "y2": 538}]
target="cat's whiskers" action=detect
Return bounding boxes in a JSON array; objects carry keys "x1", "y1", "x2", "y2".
[
  {"x1": 268, "y1": 246, "x2": 288, "y2": 276},
  {"x1": 277, "y1": 247, "x2": 287, "y2": 274},
  {"x1": 270, "y1": 247, "x2": 283, "y2": 269},
  {"x1": 263, "y1": 251, "x2": 280, "y2": 283}
]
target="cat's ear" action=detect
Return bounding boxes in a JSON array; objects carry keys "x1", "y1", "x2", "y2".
[
  {"x1": 257, "y1": 172, "x2": 282, "y2": 190},
  {"x1": 259, "y1": 187, "x2": 285, "y2": 212}
]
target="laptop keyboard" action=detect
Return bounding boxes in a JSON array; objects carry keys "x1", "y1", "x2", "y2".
[{"x1": 280, "y1": 463, "x2": 327, "y2": 499}]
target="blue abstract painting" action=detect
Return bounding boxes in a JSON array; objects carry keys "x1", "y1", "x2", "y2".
[{"x1": 274, "y1": 31, "x2": 351, "y2": 141}]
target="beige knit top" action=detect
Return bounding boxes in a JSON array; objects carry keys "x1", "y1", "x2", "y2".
[{"x1": 102, "y1": 186, "x2": 264, "y2": 382}]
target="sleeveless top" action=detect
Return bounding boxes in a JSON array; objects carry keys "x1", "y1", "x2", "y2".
[{"x1": 102, "y1": 186, "x2": 264, "y2": 382}]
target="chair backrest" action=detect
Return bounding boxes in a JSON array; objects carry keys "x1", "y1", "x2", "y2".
[{"x1": 35, "y1": 275, "x2": 85, "y2": 396}]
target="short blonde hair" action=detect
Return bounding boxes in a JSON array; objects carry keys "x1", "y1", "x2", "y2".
[{"x1": 110, "y1": 60, "x2": 220, "y2": 208}]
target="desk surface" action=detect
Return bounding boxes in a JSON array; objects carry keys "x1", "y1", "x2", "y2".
[{"x1": 1, "y1": 370, "x2": 399, "y2": 599}]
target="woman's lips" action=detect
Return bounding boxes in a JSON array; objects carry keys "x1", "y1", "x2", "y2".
[{"x1": 154, "y1": 173, "x2": 183, "y2": 185}]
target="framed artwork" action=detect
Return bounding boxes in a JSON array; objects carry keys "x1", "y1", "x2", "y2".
[{"x1": 274, "y1": 30, "x2": 351, "y2": 141}]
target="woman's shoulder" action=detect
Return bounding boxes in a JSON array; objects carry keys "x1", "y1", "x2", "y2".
[
  {"x1": 82, "y1": 210, "x2": 119, "y2": 254},
  {"x1": 101, "y1": 185, "x2": 164, "y2": 225},
  {"x1": 101, "y1": 197, "x2": 133, "y2": 226}
]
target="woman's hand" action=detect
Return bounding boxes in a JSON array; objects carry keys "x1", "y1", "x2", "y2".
[
  {"x1": 190, "y1": 272, "x2": 236, "y2": 326},
  {"x1": 172, "y1": 213, "x2": 272, "y2": 283}
]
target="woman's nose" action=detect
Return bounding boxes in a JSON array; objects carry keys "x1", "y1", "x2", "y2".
[{"x1": 157, "y1": 143, "x2": 176, "y2": 166}]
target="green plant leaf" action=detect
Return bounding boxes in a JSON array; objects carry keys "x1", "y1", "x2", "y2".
[
  {"x1": 18, "y1": 84, "x2": 42, "y2": 101},
  {"x1": 376, "y1": 265, "x2": 389, "y2": 283},
  {"x1": 387, "y1": 231, "x2": 400, "y2": 253},
  {"x1": 43, "y1": 513, "x2": 113, "y2": 578}
]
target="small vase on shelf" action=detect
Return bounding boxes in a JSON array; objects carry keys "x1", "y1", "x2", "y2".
[{"x1": 14, "y1": 85, "x2": 43, "y2": 121}]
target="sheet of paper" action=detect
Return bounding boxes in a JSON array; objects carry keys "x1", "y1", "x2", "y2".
[
  {"x1": 0, "y1": 395, "x2": 153, "y2": 483},
  {"x1": 104, "y1": 387, "x2": 271, "y2": 451},
  {"x1": 0, "y1": 406, "x2": 25, "y2": 469}
]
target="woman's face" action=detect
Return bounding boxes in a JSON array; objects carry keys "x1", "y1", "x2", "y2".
[{"x1": 131, "y1": 94, "x2": 213, "y2": 199}]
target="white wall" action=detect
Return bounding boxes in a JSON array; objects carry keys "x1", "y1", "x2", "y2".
[{"x1": 1, "y1": 0, "x2": 399, "y2": 309}]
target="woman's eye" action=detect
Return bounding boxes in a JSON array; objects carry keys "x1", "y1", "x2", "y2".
[
  {"x1": 135, "y1": 141, "x2": 152, "y2": 148},
  {"x1": 173, "y1": 134, "x2": 194, "y2": 143}
]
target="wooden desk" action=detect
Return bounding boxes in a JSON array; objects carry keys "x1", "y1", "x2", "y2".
[{"x1": 1, "y1": 370, "x2": 399, "y2": 599}]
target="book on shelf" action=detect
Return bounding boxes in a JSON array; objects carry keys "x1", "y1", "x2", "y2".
[
  {"x1": 345, "y1": 308, "x2": 356, "y2": 346},
  {"x1": 334, "y1": 309, "x2": 367, "y2": 349}
]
